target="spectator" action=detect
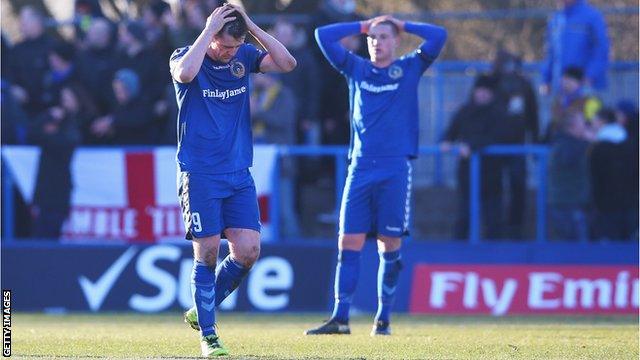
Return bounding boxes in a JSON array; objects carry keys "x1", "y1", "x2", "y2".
[
  {"x1": 546, "y1": 67, "x2": 601, "y2": 141},
  {"x1": 1, "y1": 80, "x2": 30, "y2": 145},
  {"x1": 115, "y1": 20, "x2": 165, "y2": 103},
  {"x1": 87, "y1": 69, "x2": 153, "y2": 145},
  {"x1": 141, "y1": 0, "x2": 174, "y2": 60},
  {"x1": 615, "y1": 101, "x2": 639, "y2": 239},
  {"x1": 272, "y1": 18, "x2": 321, "y2": 145},
  {"x1": 492, "y1": 49, "x2": 539, "y2": 239},
  {"x1": 116, "y1": 20, "x2": 167, "y2": 140},
  {"x1": 250, "y1": 73, "x2": 300, "y2": 238},
  {"x1": 77, "y1": 17, "x2": 117, "y2": 115},
  {"x1": 74, "y1": 0, "x2": 105, "y2": 41},
  {"x1": 165, "y1": 0, "x2": 206, "y2": 49},
  {"x1": 41, "y1": 41, "x2": 79, "y2": 111},
  {"x1": 28, "y1": 83, "x2": 93, "y2": 239},
  {"x1": 590, "y1": 108, "x2": 636, "y2": 240},
  {"x1": 547, "y1": 109, "x2": 590, "y2": 241},
  {"x1": 0, "y1": 35, "x2": 29, "y2": 145},
  {"x1": 541, "y1": 0, "x2": 609, "y2": 92},
  {"x1": 309, "y1": 0, "x2": 363, "y2": 147},
  {"x1": 440, "y1": 75, "x2": 504, "y2": 240},
  {"x1": 9, "y1": 6, "x2": 55, "y2": 115}
]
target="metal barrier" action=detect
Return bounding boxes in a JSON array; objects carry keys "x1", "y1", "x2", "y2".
[
  {"x1": 271, "y1": 144, "x2": 549, "y2": 243},
  {"x1": 418, "y1": 61, "x2": 639, "y2": 188}
]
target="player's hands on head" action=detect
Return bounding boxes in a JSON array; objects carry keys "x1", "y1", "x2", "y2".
[
  {"x1": 205, "y1": 3, "x2": 236, "y2": 34},
  {"x1": 225, "y1": 3, "x2": 257, "y2": 32},
  {"x1": 362, "y1": 15, "x2": 405, "y2": 33}
]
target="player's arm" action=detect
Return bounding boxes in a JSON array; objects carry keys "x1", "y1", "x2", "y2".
[
  {"x1": 230, "y1": 4, "x2": 296, "y2": 73},
  {"x1": 171, "y1": 4, "x2": 236, "y2": 83},
  {"x1": 392, "y1": 18, "x2": 448, "y2": 62},
  {"x1": 314, "y1": 21, "x2": 362, "y2": 71}
]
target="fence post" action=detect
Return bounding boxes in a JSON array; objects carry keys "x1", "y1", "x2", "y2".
[
  {"x1": 536, "y1": 150, "x2": 548, "y2": 244},
  {"x1": 2, "y1": 163, "x2": 15, "y2": 242},
  {"x1": 469, "y1": 153, "x2": 481, "y2": 244},
  {"x1": 434, "y1": 68, "x2": 445, "y2": 185},
  {"x1": 271, "y1": 149, "x2": 281, "y2": 242}
]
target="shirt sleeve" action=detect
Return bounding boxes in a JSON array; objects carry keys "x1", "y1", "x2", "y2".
[
  {"x1": 244, "y1": 43, "x2": 268, "y2": 74},
  {"x1": 404, "y1": 22, "x2": 447, "y2": 71},
  {"x1": 314, "y1": 22, "x2": 363, "y2": 76},
  {"x1": 169, "y1": 46, "x2": 190, "y2": 72}
]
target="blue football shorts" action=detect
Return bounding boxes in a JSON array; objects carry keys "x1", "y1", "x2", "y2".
[
  {"x1": 339, "y1": 157, "x2": 413, "y2": 238},
  {"x1": 178, "y1": 168, "x2": 261, "y2": 239}
]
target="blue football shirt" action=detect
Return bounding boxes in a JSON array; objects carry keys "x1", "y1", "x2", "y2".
[
  {"x1": 315, "y1": 22, "x2": 446, "y2": 159},
  {"x1": 339, "y1": 52, "x2": 431, "y2": 159},
  {"x1": 170, "y1": 44, "x2": 267, "y2": 174}
]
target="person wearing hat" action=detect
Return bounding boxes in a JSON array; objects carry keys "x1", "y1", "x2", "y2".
[
  {"x1": 115, "y1": 20, "x2": 166, "y2": 105},
  {"x1": 88, "y1": 68, "x2": 153, "y2": 144},
  {"x1": 546, "y1": 66, "x2": 601, "y2": 141},
  {"x1": 440, "y1": 74, "x2": 506, "y2": 240}
]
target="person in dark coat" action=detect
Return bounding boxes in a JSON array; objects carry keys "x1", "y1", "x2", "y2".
[
  {"x1": 440, "y1": 74, "x2": 504, "y2": 240},
  {"x1": 590, "y1": 108, "x2": 636, "y2": 240},
  {"x1": 9, "y1": 6, "x2": 55, "y2": 115},
  {"x1": 492, "y1": 49, "x2": 539, "y2": 239},
  {"x1": 547, "y1": 109, "x2": 591, "y2": 241},
  {"x1": 40, "y1": 41, "x2": 80, "y2": 111},
  {"x1": 87, "y1": 69, "x2": 153, "y2": 145},
  {"x1": 76, "y1": 17, "x2": 117, "y2": 115},
  {"x1": 28, "y1": 83, "x2": 95, "y2": 239}
]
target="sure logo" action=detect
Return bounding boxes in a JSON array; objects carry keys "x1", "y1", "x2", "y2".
[{"x1": 78, "y1": 245, "x2": 294, "y2": 312}]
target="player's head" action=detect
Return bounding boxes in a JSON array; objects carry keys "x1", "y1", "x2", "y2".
[
  {"x1": 367, "y1": 20, "x2": 400, "y2": 64},
  {"x1": 211, "y1": 7, "x2": 247, "y2": 63}
]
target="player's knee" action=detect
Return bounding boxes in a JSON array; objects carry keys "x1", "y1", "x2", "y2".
[
  {"x1": 195, "y1": 250, "x2": 218, "y2": 267},
  {"x1": 377, "y1": 236, "x2": 402, "y2": 252},
  {"x1": 339, "y1": 234, "x2": 366, "y2": 250},
  {"x1": 192, "y1": 236, "x2": 219, "y2": 266},
  {"x1": 235, "y1": 242, "x2": 260, "y2": 267}
]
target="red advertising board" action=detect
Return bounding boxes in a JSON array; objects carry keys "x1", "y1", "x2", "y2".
[{"x1": 409, "y1": 265, "x2": 639, "y2": 315}]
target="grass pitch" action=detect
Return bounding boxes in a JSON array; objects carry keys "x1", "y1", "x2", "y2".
[{"x1": 11, "y1": 312, "x2": 638, "y2": 359}]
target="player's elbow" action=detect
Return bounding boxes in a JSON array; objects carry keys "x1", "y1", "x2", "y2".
[
  {"x1": 282, "y1": 56, "x2": 297, "y2": 73},
  {"x1": 435, "y1": 27, "x2": 448, "y2": 45},
  {"x1": 173, "y1": 66, "x2": 196, "y2": 83}
]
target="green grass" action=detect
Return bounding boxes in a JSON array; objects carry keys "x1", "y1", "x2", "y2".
[{"x1": 11, "y1": 313, "x2": 638, "y2": 359}]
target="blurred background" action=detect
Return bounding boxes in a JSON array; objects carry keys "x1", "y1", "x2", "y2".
[{"x1": 1, "y1": 0, "x2": 638, "y2": 316}]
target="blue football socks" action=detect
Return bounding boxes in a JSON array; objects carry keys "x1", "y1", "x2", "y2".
[
  {"x1": 215, "y1": 255, "x2": 250, "y2": 306},
  {"x1": 191, "y1": 261, "x2": 216, "y2": 336},
  {"x1": 375, "y1": 250, "x2": 401, "y2": 324},
  {"x1": 331, "y1": 249, "x2": 361, "y2": 323}
]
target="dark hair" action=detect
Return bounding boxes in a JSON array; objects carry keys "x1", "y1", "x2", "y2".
[
  {"x1": 219, "y1": 10, "x2": 247, "y2": 39},
  {"x1": 596, "y1": 107, "x2": 617, "y2": 124},
  {"x1": 50, "y1": 41, "x2": 76, "y2": 62},
  {"x1": 370, "y1": 20, "x2": 399, "y2": 36},
  {"x1": 563, "y1": 66, "x2": 584, "y2": 81},
  {"x1": 473, "y1": 74, "x2": 498, "y2": 91}
]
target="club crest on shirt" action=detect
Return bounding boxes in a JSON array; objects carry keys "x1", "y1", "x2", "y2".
[
  {"x1": 388, "y1": 65, "x2": 403, "y2": 80},
  {"x1": 230, "y1": 60, "x2": 246, "y2": 78}
]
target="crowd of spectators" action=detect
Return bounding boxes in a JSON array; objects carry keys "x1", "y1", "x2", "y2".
[{"x1": 1, "y1": 0, "x2": 637, "y2": 241}]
